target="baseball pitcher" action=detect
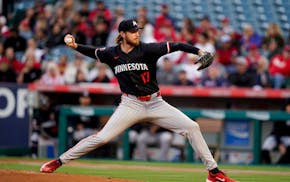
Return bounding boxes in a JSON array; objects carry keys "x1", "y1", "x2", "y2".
[{"x1": 40, "y1": 19, "x2": 237, "y2": 182}]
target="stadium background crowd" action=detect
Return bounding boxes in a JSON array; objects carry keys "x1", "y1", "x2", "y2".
[{"x1": 1, "y1": 0, "x2": 290, "y2": 89}]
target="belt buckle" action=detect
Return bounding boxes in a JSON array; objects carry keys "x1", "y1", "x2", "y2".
[{"x1": 137, "y1": 95, "x2": 151, "y2": 101}]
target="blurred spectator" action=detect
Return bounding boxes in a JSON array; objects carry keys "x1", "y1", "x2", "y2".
[
  {"x1": 154, "y1": 4, "x2": 175, "y2": 31},
  {"x1": 46, "y1": 23, "x2": 65, "y2": 49},
  {"x1": 180, "y1": 17, "x2": 197, "y2": 44},
  {"x1": 3, "y1": 28, "x2": 27, "y2": 53},
  {"x1": 22, "y1": 7, "x2": 36, "y2": 30},
  {"x1": 245, "y1": 44, "x2": 268, "y2": 70},
  {"x1": 228, "y1": 56, "x2": 256, "y2": 87},
  {"x1": 261, "y1": 97, "x2": 290, "y2": 164},
  {"x1": 21, "y1": 38, "x2": 45, "y2": 64},
  {"x1": 75, "y1": 69, "x2": 89, "y2": 83},
  {"x1": 136, "y1": 5, "x2": 147, "y2": 20},
  {"x1": 136, "y1": 124, "x2": 173, "y2": 161},
  {"x1": 39, "y1": 62, "x2": 64, "y2": 85},
  {"x1": 261, "y1": 23, "x2": 284, "y2": 60},
  {"x1": 137, "y1": 7, "x2": 156, "y2": 43},
  {"x1": 154, "y1": 18, "x2": 177, "y2": 42},
  {"x1": 89, "y1": 0, "x2": 112, "y2": 23},
  {"x1": 240, "y1": 23, "x2": 262, "y2": 55},
  {"x1": 218, "y1": 17, "x2": 234, "y2": 36},
  {"x1": 216, "y1": 34, "x2": 238, "y2": 73},
  {"x1": 64, "y1": 54, "x2": 88, "y2": 84},
  {"x1": 49, "y1": 4, "x2": 66, "y2": 28},
  {"x1": 59, "y1": 0, "x2": 75, "y2": 26},
  {"x1": 0, "y1": 43, "x2": 3, "y2": 59},
  {"x1": 157, "y1": 57, "x2": 177, "y2": 85},
  {"x1": 34, "y1": 0, "x2": 46, "y2": 18},
  {"x1": 128, "y1": 123, "x2": 144, "y2": 159},
  {"x1": 30, "y1": 118, "x2": 40, "y2": 158},
  {"x1": 0, "y1": 58, "x2": 17, "y2": 82},
  {"x1": 88, "y1": 62, "x2": 114, "y2": 83},
  {"x1": 70, "y1": 10, "x2": 91, "y2": 41},
  {"x1": 73, "y1": 122, "x2": 95, "y2": 142},
  {"x1": 79, "y1": 0, "x2": 90, "y2": 17},
  {"x1": 269, "y1": 45, "x2": 290, "y2": 89},
  {"x1": 0, "y1": 47, "x2": 23, "y2": 74},
  {"x1": 91, "y1": 18, "x2": 109, "y2": 47},
  {"x1": 0, "y1": 42, "x2": 4, "y2": 57},
  {"x1": 71, "y1": 92, "x2": 100, "y2": 143},
  {"x1": 194, "y1": 32, "x2": 215, "y2": 55},
  {"x1": 196, "y1": 15, "x2": 217, "y2": 44},
  {"x1": 40, "y1": 112, "x2": 58, "y2": 141},
  {"x1": 70, "y1": 21, "x2": 87, "y2": 45},
  {"x1": 138, "y1": 16, "x2": 156, "y2": 43},
  {"x1": 106, "y1": 7, "x2": 125, "y2": 46},
  {"x1": 0, "y1": 15, "x2": 9, "y2": 39},
  {"x1": 174, "y1": 70, "x2": 195, "y2": 86},
  {"x1": 253, "y1": 57, "x2": 271, "y2": 89},
  {"x1": 44, "y1": 4, "x2": 54, "y2": 26},
  {"x1": 58, "y1": 55, "x2": 68, "y2": 75},
  {"x1": 34, "y1": 28, "x2": 48, "y2": 49},
  {"x1": 19, "y1": 12, "x2": 34, "y2": 40},
  {"x1": 178, "y1": 54, "x2": 203, "y2": 83},
  {"x1": 17, "y1": 53, "x2": 42, "y2": 83},
  {"x1": 92, "y1": 63, "x2": 111, "y2": 83},
  {"x1": 201, "y1": 63, "x2": 227, "y2": 87},
  {"x1": 154, "y1": 4, "x2": 177, "y2": 42},
  {"x1": 31, "y1": 94, "x2": 54, "y2": 158}
]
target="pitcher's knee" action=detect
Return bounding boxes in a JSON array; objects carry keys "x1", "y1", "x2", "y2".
[
  {"x1": 189, "y1": 122, "x2": 200, "y2": 132},
  {"x1": 179, "y1": 122, "x2": 200, "y2": 137}
]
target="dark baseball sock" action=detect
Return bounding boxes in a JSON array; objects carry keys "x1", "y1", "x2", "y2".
[
  {"x1": 57, "y1": 158, "x2": 63, "y2": 165},
  {"x1": 210, "y1": 168, "x2": 219, "y2": 174}
]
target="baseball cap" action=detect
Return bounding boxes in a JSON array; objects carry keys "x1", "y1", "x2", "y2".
[{"x1": 118, "y1": 19, "x2": 142, "y2": 32}]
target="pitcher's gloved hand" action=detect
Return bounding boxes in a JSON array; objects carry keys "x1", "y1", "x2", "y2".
[{"x1": 195, "y1": 52, "x2": 214, "y2": 71}]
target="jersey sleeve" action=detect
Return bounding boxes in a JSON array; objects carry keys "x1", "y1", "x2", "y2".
[
  {"x1": 144, "y1": 42, "x2": 200, "y2": 58},
  {"x1": 95, "y1": 47, "x2": 110, "y2": 63},
  {"x1": 143, "y1": 42, "x2": 169, "y2": 58}
]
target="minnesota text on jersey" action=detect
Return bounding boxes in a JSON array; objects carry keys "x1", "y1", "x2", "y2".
[{"x1": 114, "y1": 63, "x2": 149, "y2": 74}]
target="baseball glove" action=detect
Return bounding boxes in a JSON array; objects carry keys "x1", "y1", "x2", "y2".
[{"x1": 195, "y1": 52, "x2": 214, "y2": 71}]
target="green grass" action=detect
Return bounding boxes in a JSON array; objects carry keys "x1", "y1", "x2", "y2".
[{"x1": 1, "y1": 157, "x2": 290, "y2": 182}]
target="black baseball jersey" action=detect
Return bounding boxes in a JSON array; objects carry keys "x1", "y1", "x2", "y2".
[{"x1": 76, "y1": 42, "x2": 200, "y2": 96}]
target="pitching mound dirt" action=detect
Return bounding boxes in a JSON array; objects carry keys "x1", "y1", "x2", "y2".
[{"x1": 0, "y1": 169, "x2": 139, "y2": 182}]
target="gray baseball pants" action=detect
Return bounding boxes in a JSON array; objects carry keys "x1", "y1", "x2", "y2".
[{"x1": 60, "y1": 93, "x2": 217, "y2": 170}]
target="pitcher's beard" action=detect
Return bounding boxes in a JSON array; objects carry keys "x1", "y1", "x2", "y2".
[{"x1": 127, "y1": 39, "x2": 140, "y2": 46}]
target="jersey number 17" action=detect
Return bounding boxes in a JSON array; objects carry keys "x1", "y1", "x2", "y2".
[{"x1": 140, "y1": 71, "x2": 150, "y2": 84}]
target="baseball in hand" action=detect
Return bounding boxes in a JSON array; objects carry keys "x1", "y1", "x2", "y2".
[{"x1": 65, "y1": 36, "x2": 73, "y2": 44}]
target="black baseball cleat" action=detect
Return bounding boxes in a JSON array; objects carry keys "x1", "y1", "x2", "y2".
[{"x1": 40, "y1": 159, "x2": 62, "y2": 173}]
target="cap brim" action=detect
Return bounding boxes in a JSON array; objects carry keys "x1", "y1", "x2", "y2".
[{"x1": 127, "y1": 27, "x2": 143, "y2": 32}]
